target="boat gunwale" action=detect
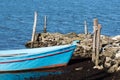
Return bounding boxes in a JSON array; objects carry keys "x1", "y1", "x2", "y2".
[{"x1": 0, "y1": 44, "x2": 73, "y2": 57}]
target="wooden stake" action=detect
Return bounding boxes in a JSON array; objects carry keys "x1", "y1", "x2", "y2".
[
  {"x1": 84, "y1": 21, "x2": 88, "y2": 55},
  {"x1": 93, "y1": 19, "x2": 98, "y2": 27},
  {"x1": 43, "y1": 16, "x2": 47, "y2": 33},
  {"x1": 95, "y1": 24, "x2": 102, "y2": 66},
  {"x1": 31, "y1": 11, "x2": 38, "y2": 48},
  {"x1": 84, "y1": 20, "x2": 88, "y2": 34},
  {"x1": 92, "y1": 18, "x2": 98, "y2": 62}
]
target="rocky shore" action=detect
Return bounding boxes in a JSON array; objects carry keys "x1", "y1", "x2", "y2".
[
  {"x1": 39, "y1": 57, "x2": 119, "y2": 80},
  {"x1": 25, "y1": 32, "x2": 120, "y2": 73},
  {"x1": 26, "y1": 57, "x2": 120, "y2": 80}
]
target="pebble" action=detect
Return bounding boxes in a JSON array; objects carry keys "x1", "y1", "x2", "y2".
[{"x1": 75, "y1": 67, "x2": 83, "y2": 71}]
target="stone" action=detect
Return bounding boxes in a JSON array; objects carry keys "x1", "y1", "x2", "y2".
[
  {"x1": 65, "y1": 32, "x2": 78, "y2": 38},
  {"x1": 75, "y1": 67, "x2": 83, "y2": 71},
  {"x1": 107, "y1": 64, "x2": 118, "y2": 73},
  {"x1": 93, "y1": 65, "x2": 103, "y2": 70},
  {"x1": 104, "y1": 57, "x2": 112, "y2": 68},
  {"x1": 117, "y1": 66, "x2": 120, "y2": 71},
  {"x1": 115, "y1": 50, "x2": 120, "y2": 58},
  {"x1": 112, "y1": 35, "x2": 120, "y2": 41}
]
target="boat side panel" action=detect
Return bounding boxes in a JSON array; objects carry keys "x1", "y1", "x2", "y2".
[{"x1": 0, "y1": 46, "x2": 76, "y2": 71}]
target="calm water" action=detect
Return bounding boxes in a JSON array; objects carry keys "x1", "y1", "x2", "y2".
[{"x1": 0, "y1": 0, "x2": 120, "y2": 50}]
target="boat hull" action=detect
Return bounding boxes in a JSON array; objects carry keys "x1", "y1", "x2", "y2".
[{"x1": 0, "y1": 44, "x2": 76, "y2": 72}]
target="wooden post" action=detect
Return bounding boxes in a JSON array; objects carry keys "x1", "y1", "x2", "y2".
[
  {"x1": 92, "y1": 19, "x2": 98, "y2": 62},
  {"x1": 43, "y1": 16, "x2": 47, "y2": 33},
  {"x1": 31, "y1": 11, "x2": 38, "y2": 48},
  {"x1": 84, "y1": 21, "x2": 88, "y2": 55},
  {"x1": 95, "y1": 24, "x2": 102, "y2": 66},
  {"x1": 84, "y1": 20, "x2": 88, "y2": 35}
]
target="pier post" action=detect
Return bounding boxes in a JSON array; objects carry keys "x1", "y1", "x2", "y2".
[
  {"x1": 84, "y1": 20, "x2": 88, "y2": 55},
  {"x1": 31, "y1": 11, "x2": 38, "y2": 48},
  {"x1": 43, "y1": 16, "x2": 47, "y2": 33},
  {"x1": 95, "y1": 24, "x2": 102, "y2": 66},
  {"x1": 84, "y1": 20, "x2": 88, "y2": 35},
  {"x1": 92, "y1": 19, "x2": 98, "y2": 62}
]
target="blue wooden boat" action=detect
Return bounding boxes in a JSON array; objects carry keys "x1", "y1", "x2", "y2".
[{"x1": 0, "y1": 40, "x2": 79, "y2": 72}]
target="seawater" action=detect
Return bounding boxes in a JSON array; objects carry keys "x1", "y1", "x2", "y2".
[
  {"x1": 0, "y1": 0, "x2": 120, "y2": 79},
  {"x1": 0, "y1": 0, "x2": 120, "y2": 50}
]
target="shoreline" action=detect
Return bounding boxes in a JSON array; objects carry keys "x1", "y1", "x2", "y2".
[
  {"x1": 26, "y1": 56, "x2": 119, "y2": 80},
  {"x1": 25, "y1": 32, "x2": 120, "y2": 73}
]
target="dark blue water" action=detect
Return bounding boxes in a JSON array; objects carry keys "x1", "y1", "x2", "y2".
[{"x1": 0, "y1": 0, "x2": 120, "y2": 50}]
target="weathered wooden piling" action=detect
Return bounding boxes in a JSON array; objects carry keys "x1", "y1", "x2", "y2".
[
  {"x1": 31, "y1": 11, "x2": 38, "y2": 48},
  {"x1": 84, "y1": 20, "x2": 88, "y2": 35},
  {"x1": 84, "y1": 21, "x2": 88, "y2": 55},
  {"x1": 43, "y1": 16, "x2": 47, "y2": 33},
  {"x1": 92, "y1": 19, "x2": 98, "y2": 62},
  {"x1": 95, "y1": 24, "x2": 102, "y2": 66}
]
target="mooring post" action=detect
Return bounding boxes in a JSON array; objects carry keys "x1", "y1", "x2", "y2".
[
  {"x1": 84, "y1": 20, "x2": 88, "y2": 35},
  {"x1": 84, "y1": 20, "x2": 88, "y2": 55},
  {"x1": 92, "y1": 18, "x2": 98, "y2": 62},
  {"x1": 43, "y1": 16, "x2": 47, "y2": 33},
  {"x1": 95, "y1": 24, "x2": 102, "y2": 66},
  {"x1": 31, "y1": 11, "x2": 38, "y2": 48}
]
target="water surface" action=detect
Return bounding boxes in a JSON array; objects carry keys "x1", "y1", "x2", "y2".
[{"x1": 0, "y1": 0, "x2": 120, "y2": 50}]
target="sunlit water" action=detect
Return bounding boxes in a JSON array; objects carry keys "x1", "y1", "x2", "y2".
[{"x1": 0, "y1": 0, "x2": 120, "y2": 50}]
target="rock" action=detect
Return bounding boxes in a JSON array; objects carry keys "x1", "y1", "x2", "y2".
[
  {"x1": 107, "y1": 64, "x2": 118, "y2": 73},
  {"x1": 101, "y1": 35, "x2": 114, "y2": 47},
  {"x1": 115, "y1": 50, "x2": 120, "y2": 58},
  {"x1": 75, "y1": 67, "x2": 83, "y2": 71},
  {"x1": 93, "y1": 65, "x2": 103, "y2": 70},
  {"x1": 104, "y1": 57, "x2": 112, "y2": 68},
  {"x1": 106, "y1": 57, "x2": 112, "y2": 62},
  {"x1": 103, "y1": 56, "x2": 120, "y2": 73},
  {"x1": 104, "y1": 62, "x2": 111, "y2": 68},
  {"x1": 113, "y1": 42, "x2": 120, "y2": 47},
  {"x1": 65, "y1": 32, "x2": 78, "y2": 38},
  {"x1": 112, "y1": 35, "x2": 120, "y2": 41},
  {"x1": 102, "y1": 47, "x2": 118, "y2": 58},
  {"x1": 25, "y1": 41, "x2": 32, "y2": 48},
  {"x1": 117, "y1": 66, "x2": 120, "y2": 71}
]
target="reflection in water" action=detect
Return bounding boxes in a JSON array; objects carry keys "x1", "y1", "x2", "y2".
[{"x1": 0, "y1": 71, "x2": 61, "y2": 80}]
